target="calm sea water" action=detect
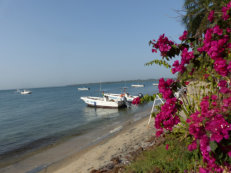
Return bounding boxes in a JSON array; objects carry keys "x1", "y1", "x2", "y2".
[{"x1": 0, "y1": 80, "x2": 158, "y2": 166}]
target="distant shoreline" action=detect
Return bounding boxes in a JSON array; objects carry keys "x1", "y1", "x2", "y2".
[
  {"x1": 65, "y1": 78, "x2": 161, "y2": 87},
  {"x1": 0, "y1": 77, "x2": 176, "y2": 91}
]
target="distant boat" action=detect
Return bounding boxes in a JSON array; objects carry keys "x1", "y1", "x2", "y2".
[
  {"x1": 131, "y1": 84, "x2": 144, "y2": 87},
  {"x1": 78, "y1": 87, "x2": 90, "y2": 91},
  {"x1": 20, "y1": 90, "x2": 32, "y2": 95},
  {"x1": 153, "y1": 83, "x2": 158, "y2": 86},
  {"x1": 80, "y1": 96, "x2": 125, "y2": 108}
]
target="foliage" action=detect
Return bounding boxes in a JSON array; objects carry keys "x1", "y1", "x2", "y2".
[
  {"x1": 125, "y1": 133, "x2": 202, "y2": 173},
  {"x1": 182, "y1": 0, "x2": 228, "y2": 38},
  {"x1": 146, "y1": 1, "x2": 231, "y2": 172},
  {"x1": 145, "y1": 59, "x2": 171, "y2": 69}
]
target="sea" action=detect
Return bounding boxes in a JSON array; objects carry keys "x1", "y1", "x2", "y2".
[{"x1": 0, "y1": 80, "x2": 159, "y2": 170}]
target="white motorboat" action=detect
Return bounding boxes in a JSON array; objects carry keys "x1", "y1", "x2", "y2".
[
  {"x1": 103, "y1": 93, "x2": 138, "y2": 102},
  {"x1": 153, "y1": 83, "x2": 158, "y2": 86},
  {"x1": 20, "y1": 90, "x2": 32, "y2": 95},
  {"x1": 78, "y1": 87, "x2": 90, "y2": 91},
  {"x1": 80, "y1": 96, "x2": 125, "y2": 108},
  {"x1": 131, "y1": 84, "x2": 144, "y2": 87}
]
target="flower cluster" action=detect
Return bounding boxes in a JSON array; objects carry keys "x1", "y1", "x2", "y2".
[
  {"x1": 155, "y1": 78, "x2": 182, "y2": 136},
  {"x1": 155, "y1": 97, "x2": 181, "y2": 136},
  {"x1": 151, "y1": 34, "x2": 174, "y2": 57},
  {"x1": 132, "y1": 97, "x2": 140, "y2": 105},
  {"x1": 158, "y1": 78, "x2": 174, "y2": 99},
  {"x1": 208, "y1": 10, "x2": 214, "y2": 22},
  {"x1": 218, "y1": 80, "x2": 231, "y2": 94},
  {"x1": 179, "y1": 30, "x2": 188, "y2": 41},
  {"x1": 149, "y1": 1, "x2": 231, "y2": 172},
  {"x1": 172, "y1": 47, "x2": 194, "y2": 74},
  {"x1": 222, "y1": 2, "x2": 231, "y2": 21},
  {"x1": 197, "y1": 24, "x2": 230, "y2": 76},
  {"x1": 186, "y1": 96, "x2": 231, "y2": 172}
]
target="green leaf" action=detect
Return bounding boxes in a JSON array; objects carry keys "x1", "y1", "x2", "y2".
[
  {"x1": 210, "y1": 141, "x2": 218, "y2": 152},
  {"x1": 145, "y1": 59, "x2": 171, "y2": 69}
]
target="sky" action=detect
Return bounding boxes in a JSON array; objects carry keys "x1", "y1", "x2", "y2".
[{"x1": 0, "y1": 0, "x2": 185, "y2": 90}]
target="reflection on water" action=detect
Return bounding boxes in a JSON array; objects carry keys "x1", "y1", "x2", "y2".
[{"x1": 83, "y1": 107, "x2": 119, "y2": 120}]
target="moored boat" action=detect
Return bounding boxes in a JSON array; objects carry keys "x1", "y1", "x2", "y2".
[
  {"x1": 131, "y1": 84, "x2": 144, "y2": 87},
  {"x1": 80, "y1": 96, "x2": 125, "y2": 108},
  {"x1": 78, "y1": 87, "x2": 90, "y2": 91},
  {"x1": 20, "y1": 90, "x2": 32, "y2": 95}
]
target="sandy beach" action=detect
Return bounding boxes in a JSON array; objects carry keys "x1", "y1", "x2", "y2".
[
  {"x1": 0, "y1": 108, "x2": 157, "y2": 173},
  {"x1": 43, "y1": 114, "x2": 156, "y2": 173}
]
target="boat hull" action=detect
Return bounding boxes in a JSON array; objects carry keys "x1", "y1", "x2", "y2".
[
  {"x1": 80, "y1": 96, "x2": 125, "y2": 108},
  {"x1": 20, "y1": 90, "x2": 32, "y2": 94},
  {"x1": 78, "y1": 88, "x2": 90, "y2": 91}
]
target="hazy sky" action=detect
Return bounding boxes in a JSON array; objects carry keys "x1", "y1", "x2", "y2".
[{"x1": 0, "y1": 0, "x2": 185, "y2": 90}]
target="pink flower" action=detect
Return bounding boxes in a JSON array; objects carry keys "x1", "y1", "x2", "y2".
[
  {"x1": 179, "y1": 31, "x2": 188, "y2": 41},
  {"x1": 158, "y1": 78, "x2": 174, "y2": 99},
  {"x1": 218, "y1": 80, "x2": 227, "y2": 87},
  {"x1": 152, "y1": 34, "x2": 174, "y2": 56},
  {"x1": 228, "y1": 2, "x2": 231, "y2": 8},
  {"x1": 213, "y1": 25, "x2": 223, "y2": 36},
  {"x1": 181, "y1": 48, "x2": 194, "y2": 63},
  {"x1": 203, "y1": 74, "x2": 209, "y2": 79},
  {"x1": 214, "y1": 59, "x2": 228, "y2": 76},
  {"x1": 211, "y1": 95, "x2": 217, "y2": 100},
  {"x1": 227, "y1": 28, "x2": 231, "y2": 33},
  {"x1": 156, "y1": 129, "x2": 163, "y2": 137},
  {"x1": 165, "y1": 144, "x2": 169, "y2": 150},
  {"x1": 222, "y1": 6, "x2": 230, "y2": 21},
  {"x1": 132, "y1": 97, "x2": 140, "y2": 105},
  {"x1": 199, "y1": 167, "x2": 209, "y2": 173},
  {"x1": 218, "y1": 81, "x2": 230, "y2": 93},
  {"x1": 188, "y1": 140, "x2": 197, "y2": 151},
  {"x1": 171, "y1": 60, "x2": 185, "y2": 74},
  {"x1": 152, "y1": 49, "x2": 157, "y2": 53},
  {"x1": 228, "y1": 151, "x2": 231, "y2": 157},
  {"x1": 185, "y1": 81, "x2": 190, "y2": 85},
  {"x1": 208, "y1": 10, "x2": 214, "y2": 22}
]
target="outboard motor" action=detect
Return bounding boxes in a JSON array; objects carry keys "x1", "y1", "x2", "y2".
[
  {"x1": 121, "y1": 96, "x2": 127, "y2": 102},
  {"x1": 121, "y1": 96, "x2": 131, "y2": 108},
  {"x1": 138, "y1": 93, "x2": 143, "y2": 98}
]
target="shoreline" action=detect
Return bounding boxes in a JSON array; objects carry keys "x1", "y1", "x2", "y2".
[
  {"x1": 45, "y1": 112, "x2": 156, "y2": 173},
  {"x1": 0, "y1": 107, "x2": 156, "y2": 173}
]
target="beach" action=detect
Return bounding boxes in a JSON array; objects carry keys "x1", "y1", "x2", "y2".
[
  {"x1": 49, "y1": 115, "x2": 156, "y2": 173},
  {"x1": 0, "y1": 107, "x2": 156, "y2": 173}
]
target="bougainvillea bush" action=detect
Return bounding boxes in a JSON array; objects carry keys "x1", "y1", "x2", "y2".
[{"x1": 147, "y1": 1, "x2": 231, "y2": 172}]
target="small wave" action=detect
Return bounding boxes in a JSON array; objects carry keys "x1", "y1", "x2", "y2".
[
  {"x1": 110, "y1": 126, "x2": 123, "y2": 134},
  {"x1": 133, "y1": 116, "x2": 142, "y2": 121}
]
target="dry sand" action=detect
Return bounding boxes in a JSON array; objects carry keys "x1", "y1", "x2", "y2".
[{"x1": 41, "y1": 115, "x2": 156, "y2": 173}]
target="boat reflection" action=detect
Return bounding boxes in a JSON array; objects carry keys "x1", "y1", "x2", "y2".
[{"x1": 83, "y1": 107, "x2": 119, "y2": 120}]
